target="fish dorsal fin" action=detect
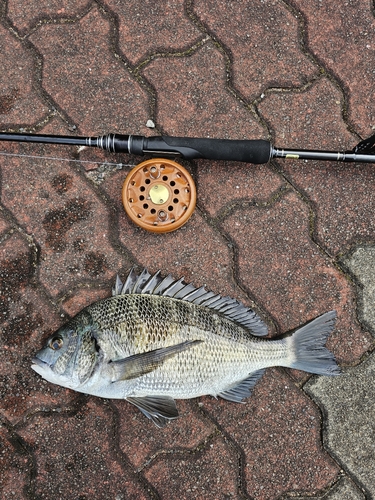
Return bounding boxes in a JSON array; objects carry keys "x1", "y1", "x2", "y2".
[{"x1": 113, "y1": 268, "x2": 268, "y2": 336}]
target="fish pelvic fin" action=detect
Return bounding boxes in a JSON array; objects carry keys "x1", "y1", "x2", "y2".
[
  {"x1": 127, "y1": 396, "x2": 178, "y2": 428},
  {"x1": 288, "y1": 310, "x2": 340, "y2": 376}
]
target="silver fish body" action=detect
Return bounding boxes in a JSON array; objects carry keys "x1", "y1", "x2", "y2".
[{"x1": 32, "y1": 269, "x2": 340, "y2": 427}]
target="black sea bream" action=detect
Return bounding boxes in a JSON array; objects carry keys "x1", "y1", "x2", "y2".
[{"x1": 32, "y1": 269, "x2": 340, "y2": 427}]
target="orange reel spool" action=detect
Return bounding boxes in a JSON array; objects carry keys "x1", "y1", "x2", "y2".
[{"x1": 122, "y1": 158, "x2": 197, "y2": 233}]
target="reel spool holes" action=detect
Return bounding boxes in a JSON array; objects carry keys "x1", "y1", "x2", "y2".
[{"x1": 122, "y1": 158, "x2": 197, "y2": 233}]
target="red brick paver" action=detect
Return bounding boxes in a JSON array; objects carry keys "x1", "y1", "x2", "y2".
[{"x1": 1, "y1": 1, "x2": 374, "y2": 499}]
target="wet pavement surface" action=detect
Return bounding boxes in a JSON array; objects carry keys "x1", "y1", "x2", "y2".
[{"x1": 1, "y1": 1, "x2": 375, "y2": 499}]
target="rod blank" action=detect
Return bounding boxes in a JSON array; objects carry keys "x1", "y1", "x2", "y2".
[
  {"x1": 0, "y1": 132, "x2": 88, "y2": 147},
  {"x1": 272, "y1": 147, "x2": 375, "y2": 163},
  {"x1": 1, "y1": 131, "x2": 375, "y2": 164}
]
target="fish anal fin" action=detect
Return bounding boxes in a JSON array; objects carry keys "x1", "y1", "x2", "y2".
[
  {"x1": 127, "y1": 395, "x2": 178, "y2": 428},
  {"x1": 217, "y1": 369, "x2": 265, "y2": 403},
  {"x1": 110, "y1": 340, "x2": 202, "y2": 381}
]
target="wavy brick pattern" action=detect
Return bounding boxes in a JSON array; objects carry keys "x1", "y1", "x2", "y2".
[{"x1": 1, "y1": 1, "x2": 374, "y2": 499}]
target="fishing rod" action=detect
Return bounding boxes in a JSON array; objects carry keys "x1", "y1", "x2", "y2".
[
  {"x1": 1, "y1": 130, "x2": 375, "y2": 163},
  {"x1": 1, "y1": 130, "x2": 375, "y2": 233}
]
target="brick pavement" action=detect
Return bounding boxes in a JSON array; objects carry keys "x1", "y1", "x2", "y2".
[{"x1": 1, "y1": 1, "x2": 375, "y2": 499}]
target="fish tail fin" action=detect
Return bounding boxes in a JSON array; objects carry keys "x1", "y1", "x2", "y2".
[{"x1": 288, "y1": 311, "x2": 340, "y2": 376}]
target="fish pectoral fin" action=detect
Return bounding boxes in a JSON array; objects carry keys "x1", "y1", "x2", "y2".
[
  {"x1": 127, "y1": 396, "x2": 178, "y2": 428},
  {"x1": 110, "y1": 340, "x2": 202, "y2": 381},
  {"x1": 217, "y1": 369, "x2": 265, "y2": 403}
]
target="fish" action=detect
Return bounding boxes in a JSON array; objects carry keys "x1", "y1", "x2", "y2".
[{"x1": 32, "y1": 268, "x2": 340, "y2": 427}]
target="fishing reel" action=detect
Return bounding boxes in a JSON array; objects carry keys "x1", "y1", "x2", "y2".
[
  {"x1": 2, "y1": 130, "x2": 375, "y2": 233},
  {"x1": 122, "y1": 158, "x2": 197, "y2": 233}
]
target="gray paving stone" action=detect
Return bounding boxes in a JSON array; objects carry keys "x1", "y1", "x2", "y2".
[
  {"x1": 298, "y1": 245, "x2": 375, "y2": 499},
  {"x1": 326, "y1": 477, "x2": 366, "y2": 500},
  {"x1": 304, "y1": 351, "x2": 375, "y2": 498},
  {"x1": 284, "y1": 476, "x2": 365, "y2": 500},
  {"x1": 301, "y1": 245, "x2": 375, "y2": 499},
  {"x1": 341, "y1": 246, "x2": 375, "y2": 336}
]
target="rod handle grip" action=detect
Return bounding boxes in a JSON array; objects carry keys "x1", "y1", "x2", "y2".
[
  {"x1": 160, "y1": 136, "x2": 272, "y2": 164},
  {"x1": 114, "y1": 134, "x2": 271, "y2": 164}
]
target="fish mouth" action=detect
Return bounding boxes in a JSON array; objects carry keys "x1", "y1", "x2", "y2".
[{"x1": 31, "y1": 356, "x2": 49, "y2": 368}]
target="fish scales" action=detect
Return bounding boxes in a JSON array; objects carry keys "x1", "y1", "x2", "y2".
[
  {"x1": 32, "y1": 268, "x2": 340, "y2": 427},
  {"x1": 87, "y1": 294, "x2": 272, "y2": 399}
]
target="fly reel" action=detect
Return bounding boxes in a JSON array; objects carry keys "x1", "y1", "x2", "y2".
[{"x1": 122, "y1": 158, "x2": 197, "y2": 233}]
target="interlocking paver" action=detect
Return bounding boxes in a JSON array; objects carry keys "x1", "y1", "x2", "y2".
[
  {"x1": 292, "y1": 0, "x2": 375, "y2": 137},
  {"x1": 1, "y1": 1, "x2": 375, "y2": 499},
  {"x1": 258, "y1": 76, "x2": 354, "y2": 149},
  {"x1": 0, "y1": 233, "x2": 78, "y2": 425},
  {"x1": 202, "y1": 368, "x2": 339, "y2": 499},
  {"x1": 115, "y1": 399, "x2": 216, "y2": 470},
  {"x1": 284, "y1": 476, "x2": 366, "y2": 500},
  {"x1": 222, "y1": 190, "x2": 372, "y2": 363},
  {"x1": 194, "y1": 0, "x2": 319, "y2": 100},
  {"x1": 0, "y1": 25, "x2": 49, "y2": 127},
  {"x1": 341, "y1": 246, "x2": 375, "y2": 335},
  {"x1": 7, "y1": 0, "x2": 92, "y2": 36},
  {"x1": 0, "y1": 424, "x2": 30, "y2": 500},
  {"x1": 17, "y1": 399, "x2": 153, "y2": 499},
  {"x1": 258, "y1": 77, "x2": 375, "y2": 256},
  {"x1": 0, "y1": 212, "x2": 9, "y2": 233},
  {"x1": 142, "y1": 42, "x2": 266, "y2": 138},
  {"x1": 104, "y1": 0, "x2": 203, "y2": 66},
  {"x1": 301, "y1": 245, "x2": 375, "y2": 499},
  {"x1": 280, "y1": 158, "x2": 375, "y2": 257},
  {"x1": 1, "y1": 144, "x2": 126, "y2": 296},
  {"x1": 117, "y1": 208, "x2": 248, "y2": 299},
  {"x1": 144, "y1": 435, "x2": 239, "y2": 499},
  {"x1": 99, "y1": 168, "x2": 253, "y2": 304},
  {"x1": 196, "y1": 160, "x2": 285, "y2": 217},
  {"x1": 305, "y1": 352, "x2": 375, "y2": 499},
  {"x1": 29, "y1": 7, "x2": 150, "y2": 134}
]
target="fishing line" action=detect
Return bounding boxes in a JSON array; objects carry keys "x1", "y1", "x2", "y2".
[{"x1": 0, "y1": 150, "x2": 134, "y2": 169}]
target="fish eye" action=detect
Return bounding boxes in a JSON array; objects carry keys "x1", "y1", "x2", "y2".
[{"x1": 49, "y1": 336, "x2": 64, "y2": 350}]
